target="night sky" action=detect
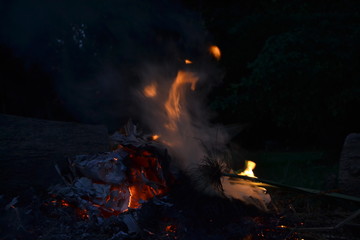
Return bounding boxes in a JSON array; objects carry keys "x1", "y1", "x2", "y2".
[{"x1": 1, "y1": 0, "x2": 360, "y2": 152}]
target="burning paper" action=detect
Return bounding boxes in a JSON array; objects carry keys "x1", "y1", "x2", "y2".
[
  {"x1": 50, "y1": 127, "x2": 171, "y2": 218},
  {"x1": 222, "y1": 160, "x2": 271, "y2": 210}
]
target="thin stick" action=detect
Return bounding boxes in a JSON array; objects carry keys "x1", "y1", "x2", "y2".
[
  {"x1": 221, "y1": 173, "x2": 360, "y2": 203},
  {"x1": 292, "y1": 209, "x2": 360, "y2": 231}
]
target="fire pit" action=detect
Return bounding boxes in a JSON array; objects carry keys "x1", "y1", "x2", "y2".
[
  {"x1": 1, "y1": 47, "x2": 359, "y2": 240},
  {"x1": 2, "y1": 120, "x2": 359, "y2": 240}
]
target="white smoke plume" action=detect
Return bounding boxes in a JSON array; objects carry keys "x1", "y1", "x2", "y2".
[
  {"x1": 136, "y1": 63, "x2": 227, "y2": 170},
  {"x1": 135, "y1": 60, "x2": 271, "y2": 210},
  {"x1": 2, "y1": 0, "x2": 271, "y2": 209}
]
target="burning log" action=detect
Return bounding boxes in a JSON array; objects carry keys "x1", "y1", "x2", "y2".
[{"x1": 0, "y1": 114, "x2": 110, "y2": 195}]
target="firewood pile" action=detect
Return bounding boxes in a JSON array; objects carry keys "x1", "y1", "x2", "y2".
[{"x1": 0, "y1": 122, "x2": 359, "y2": 240}]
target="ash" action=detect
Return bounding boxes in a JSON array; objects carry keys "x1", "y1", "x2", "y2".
[
  {"x1": 1, "y1": 185, "x2": 295, "y2": 240},
  {"x1": 0, "y1": 123, "x2": 296, "y2": 240}
]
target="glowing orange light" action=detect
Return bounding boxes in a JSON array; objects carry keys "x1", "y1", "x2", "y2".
[
  {"x1": 165, "y1": 225, "x2": 177, "y2": 233},
  {"x1": 152, "y1": 135, "x2": 160, "y2": 140},
  {"x1": 238, "y1": 160, "x2": 257, "y2": 178},
  {"x1": 59, "y1": 200, "x2": 70, "y2": 207},
  {"x1": 76, "y1": 208, "x2": 89, "y2": 219},
  {"x1": 143, "y1": 82, "x2": 157, "y2": 97},
  {"x1": 209, "y1": 45, "x2": 221, "y2": 60},
  {"x1": 164, "y1": 70, "x2": 199, "y2": 130},
  {"x1": 185, "y1": 59, "x2": 192, "y2": 64}
]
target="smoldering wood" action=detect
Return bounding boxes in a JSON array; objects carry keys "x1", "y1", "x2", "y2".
[
  {"x1": 0, "y1": 114, "x2": 110, "y2": 195},
  {"x1": 338, "y1": 133, "x2": 360, "y2": 197}
]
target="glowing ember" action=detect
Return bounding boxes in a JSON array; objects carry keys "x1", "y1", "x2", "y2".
[
  {"x1": 184, "y1": 59, "x2": 192, "y2": 64},
  {"x1": 209, "y1": 45, "x2": 221, "y2": 60},
  {"x1": 51, "y1": 199, "x2": 70, "y2": 207},
  {"x1": 238, "y1": 160, "x2": 257, "y2": 178},
  {"x1": 76, "y1": 208, "x2": 90, "y2": 219},
  {"x1": 151, "y1": 134, "x2": 160, "y2": 140},
  {"x1": 164, "y1": 70, "x2": 199, "y2": 130},
  {"x1": 125, "y1": 148, "x2": 167, "y2": 209},
  {"x1": 144, "y1": 82, "x2": 157, "y2": 97},
  {"x1": 165, "y1": 225, "x2": 177, "y2": 233},
  {"x1": 50, "y1": 141, "x2": 170, "y2": 218}
]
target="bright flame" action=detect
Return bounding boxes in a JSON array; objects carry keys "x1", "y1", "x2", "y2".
[
  {"x1": 151, "y1": 134, "x2": 160, "y2": 140},
  {"x1": 143, "y1": 82, "x2": 157, "y2": 98},
  {"x1": 209, "y1": 45, "x2": 221, "y2": 60},
  {"x1": 185, "y1": 59, "x2": 192, "y2": 64},
  {"x1": 125, "y1": 149, "x2": 167, "y2": 209},
  {"x1": 238, "y1": 160, "x2": 257, "y2": 178},
  {"x1": 164, "y1": 70, "x2": 199, "y2": 130},
  {"x1": 225, "y1": 160, "x2": 271, "y2": 210}
]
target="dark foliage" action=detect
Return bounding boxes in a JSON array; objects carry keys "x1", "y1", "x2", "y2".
[
  {"x1": 189, "y1": 0, "x2": 360, "y2": 149},
  {"x1": 1, "y1": 0, "x2": 360, "y2": 148}
]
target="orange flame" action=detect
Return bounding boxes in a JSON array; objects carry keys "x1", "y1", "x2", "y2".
[
  {"x1": 164, "y1": 70, "x2": 199, "y2": 130},
  {"x1": 209, "y1": 45, "x2": 221, "y2": 60},
  {"x1": 143, "y1": 82, "x2": 157, "y2": 97},
  {"x1": 151, "y1": 134, "x2": 160, "y2": 140},
  {"x1": 238, "y1": 160, "x2": 257, "y2": 178},
  {"x1": 126, "y1": 149, "x2": 167, "y2": 209},
  {"x1": 185, "y1": 59, "x2": 193, "y2": 64}
]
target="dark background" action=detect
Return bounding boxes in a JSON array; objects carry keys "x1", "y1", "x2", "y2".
[{"x1": 1, "y1": 0, "x2": 360, "y2": 188}]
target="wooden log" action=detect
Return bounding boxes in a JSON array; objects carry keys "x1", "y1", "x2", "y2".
[
  {"x1": 338, "y1": 133, "x2": 360, "y2": 197},
  {"x1": 0, "y1": 114, "x2": 110, "y2": 195}
]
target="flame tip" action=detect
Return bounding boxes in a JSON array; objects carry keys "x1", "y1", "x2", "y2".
[
  {"x1": 143, "y1": 82, "x2": 157, "y2": 98},
  {"x1": 209, "y1": 45, "x2": 221, "y2": 60}
]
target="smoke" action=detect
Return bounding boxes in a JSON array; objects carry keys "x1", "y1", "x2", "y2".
[
  {"x1": 135, "y1": 62, "x2": 271, "y2": 210},
  {"x1": 0, "y1": 0, "x2": 211, "y2": 130},
  {"x1": 136, "y1": 62, "x2": 227, "y2": 170},
  {"x1": 1, "y1": 0, "x2": 270, "y2": 209}
]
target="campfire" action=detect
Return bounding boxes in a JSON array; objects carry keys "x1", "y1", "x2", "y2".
[
  {"x1": 39, "y1": 47, "x2": 276, "y2": 237},
  {"x1": 50, "y1": 121, "x2": 172, "y2": 218},
  {"x1": 51, "y1": 45, "x2": 270, "y2": 218},
  {"x1": 2, "y1": 45, "x2": 359, "y2": 240}
]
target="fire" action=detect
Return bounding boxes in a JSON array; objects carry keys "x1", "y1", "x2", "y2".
[
  {"x1": 238, "y1": 160, "x2": 257, "y2": 178},
  {"x1": 51, "y1": 145, "x2": 170, "y2": 219},
  {"x1": 126, "y1": 148, "x2": 167, "y2": 209},
  {"x1": 185, "y1": 59, "x2": 192, "y2": 64},
  {"x1": 209, "y1": 45, "x2": 221, "y2": 60},
  {"x1": 144, "y1": 82, "x2": 157, "y2": 97},
  {"x1": 164, "y1": 70, "x2": 199, "y2": 130},
  {"x1": 151, "y1": 134, "x2": 160, "y2": 140}
]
